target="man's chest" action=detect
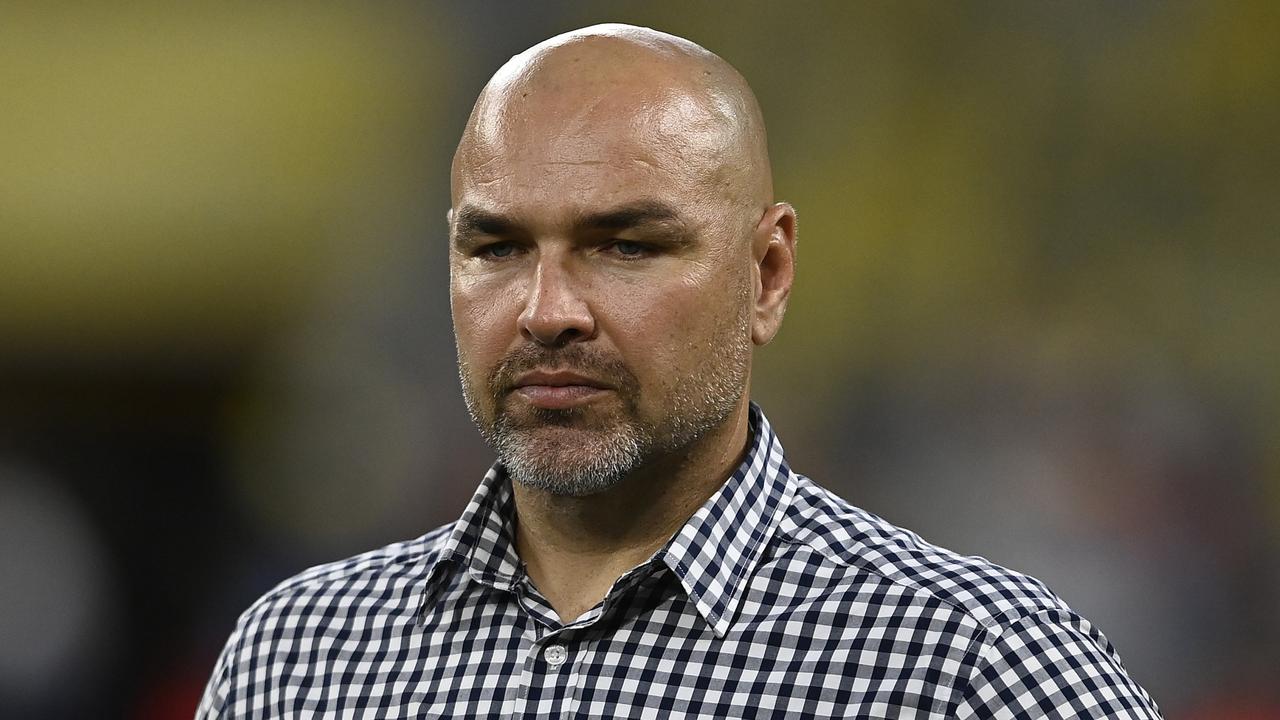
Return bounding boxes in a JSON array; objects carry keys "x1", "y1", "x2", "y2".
[{"x1": 238, "y1": 588, "x2": 977, "y2": 719}]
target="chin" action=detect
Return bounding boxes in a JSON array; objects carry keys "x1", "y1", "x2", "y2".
[
  {"x1": 509, "y1": 468, "x2": 623, "y2": 497},
  {"x1": 495, "y1": 423, "x2": 647, "y2": 496}
]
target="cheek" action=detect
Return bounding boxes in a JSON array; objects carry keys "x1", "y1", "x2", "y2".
[
  {"x1": 600, "y1": 271, "x2": 716, "y2": 375},
  {"x1": 451, "y1": 273, "x2": 521, "y2": 364}
]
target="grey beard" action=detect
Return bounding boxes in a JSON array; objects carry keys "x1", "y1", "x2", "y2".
[
  {"x1": 489, "y1": 412, "x2": 650, "y2": 496},
  {"x1": 478, "y1": 356, "x2": 744, "y2": 496},
  {"x1": 457, "y1": 281, "x2": 752, "y2": 497}
]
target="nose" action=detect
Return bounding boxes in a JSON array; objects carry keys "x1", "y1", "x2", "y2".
[{"x1": 517, "y1": 256, "x2": 596, "y2": 347}]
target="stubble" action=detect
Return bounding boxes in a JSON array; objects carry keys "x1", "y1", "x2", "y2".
[{"x1": 457, "y1": 292, "x2": 751, "y2": 496}]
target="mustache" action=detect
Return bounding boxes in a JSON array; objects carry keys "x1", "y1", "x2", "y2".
[{"x1": 488, "y1": 344, "x2": 640, "y2": 399}]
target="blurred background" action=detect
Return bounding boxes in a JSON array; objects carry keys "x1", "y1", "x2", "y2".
[{"x1": 1, "y1": 2, "x2": 1276, "y2": 717}]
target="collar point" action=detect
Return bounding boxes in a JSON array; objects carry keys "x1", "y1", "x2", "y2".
[{"x1": 707, "y1": 614, "x2": 733, "y2": 639}]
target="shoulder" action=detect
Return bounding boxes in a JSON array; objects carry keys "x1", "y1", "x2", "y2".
[
  {"x1": 196, "y1": 524, "x2": 454, "y2": 718},
  {"x1": 225, "y1": 524, "x2": 455, "y2": 652},
  {"x1": 775, "y1": 474, "x2": 1162, "y2": 717},
  {"x1": 239, "y1": 523, "x2": 454, "y2": 626},
  {"x1": 780, "y1": 473, "x2": 1066, "y2": 630}
]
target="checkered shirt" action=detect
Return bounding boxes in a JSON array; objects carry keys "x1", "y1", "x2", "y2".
[{"x1": 198, "y1": 404, "x2": 1162, "y2": 718}]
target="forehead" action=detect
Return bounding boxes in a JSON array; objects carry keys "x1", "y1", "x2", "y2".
[{"x1": 453, "y1": 87, "x2": 733, "y2": 221}]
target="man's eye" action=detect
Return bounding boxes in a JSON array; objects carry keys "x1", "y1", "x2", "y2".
[
  {"x1": 608, "y1": 241, "x2": 648, "y2": 257},
  {"x1": 479, "y1": 242, "x2": 517, "y2": 258}
]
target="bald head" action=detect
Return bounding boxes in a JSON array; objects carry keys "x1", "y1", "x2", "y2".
[
  {"x1": 452, "y1": 24, "x2": 774, "y2": 213},
  {"x1": 448, "y1": 26, "x2": 798, "y2": 498}
]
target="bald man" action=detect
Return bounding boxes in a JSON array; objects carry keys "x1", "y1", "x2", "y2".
[{"x1": 198, "y1": 25, "x2": 1161, "y2": 719}]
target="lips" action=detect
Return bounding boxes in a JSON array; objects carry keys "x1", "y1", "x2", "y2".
[
  {"x1": 510, "y1": 370, "x2": 613, "y2": 409},
  {"x1": 512, "y1": 370, "x2": 611, "y2": 390}
]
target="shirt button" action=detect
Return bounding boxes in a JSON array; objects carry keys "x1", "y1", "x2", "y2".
[{"x1": 543, "y1": 644, "x2": 568, "y2": 667}]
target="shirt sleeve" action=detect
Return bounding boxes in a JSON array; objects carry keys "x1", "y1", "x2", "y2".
[{"x1": 954, "y1": 609, "x2": 1163, "y2": 719}]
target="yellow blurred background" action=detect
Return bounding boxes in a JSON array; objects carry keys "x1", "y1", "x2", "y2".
[{"x1": 0, "y1": 3, "x2": 1276, "y2": 717}]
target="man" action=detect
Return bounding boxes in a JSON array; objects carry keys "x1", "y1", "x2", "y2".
[{"x1": 199, "y1": 24, "x2": 1161, "y2": 718}]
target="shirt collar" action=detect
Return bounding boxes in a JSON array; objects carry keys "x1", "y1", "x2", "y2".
[
  {"x1": 426, "y1": 463, "x2": 523, "y2": 596},
  {"x1": 658, "y1": 403, "x2": 794, "y2": 637},
  {"x1": 418, "y1": 403, "x2": 795, "y2": 637}
]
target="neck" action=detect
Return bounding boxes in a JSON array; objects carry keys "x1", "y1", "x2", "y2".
[{"x1": 511, "y1": 401, "x2": 752, "y2": 623}]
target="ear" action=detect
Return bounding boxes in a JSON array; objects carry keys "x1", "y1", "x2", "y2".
[{"x1": 750, "y1": 203, "x2": 797, "y2": 345}]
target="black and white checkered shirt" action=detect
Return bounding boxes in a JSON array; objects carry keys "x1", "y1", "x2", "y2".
[{"x1": 198, "y1": 404, "x2": 1161, "y2": 718}]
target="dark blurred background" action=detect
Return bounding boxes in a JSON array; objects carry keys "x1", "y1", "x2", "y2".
[{"x1": 1, "y1": 2, "x2": 1277, "y2": 718}]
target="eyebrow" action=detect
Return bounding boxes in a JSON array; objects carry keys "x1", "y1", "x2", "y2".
[
  {"x1": 451, "y1": 200, "x2": 694, "y2": 247},
  {"x1": 576, "y1": 201, "x2": 686, "y2": 234},
  {"x1": 451, "y1": 206, "x2": 517, "y2": 246}
]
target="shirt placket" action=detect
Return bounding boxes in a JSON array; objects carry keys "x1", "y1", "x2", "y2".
[{"x1": 507, "y1": 581, "x2": 583, "y2": 719}]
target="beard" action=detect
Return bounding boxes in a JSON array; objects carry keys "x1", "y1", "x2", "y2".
[{"x1": 457, "y1": 303, "x2": 751, "y2": 497}]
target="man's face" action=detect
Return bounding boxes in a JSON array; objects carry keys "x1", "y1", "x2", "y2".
[{"x1": 449, "y1": 86, "x2": 756, "y2": 496}]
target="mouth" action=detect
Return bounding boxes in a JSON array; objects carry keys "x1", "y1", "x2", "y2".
[{"x1": 510, "y1": 370, "x2": 613, "y2": 410}]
